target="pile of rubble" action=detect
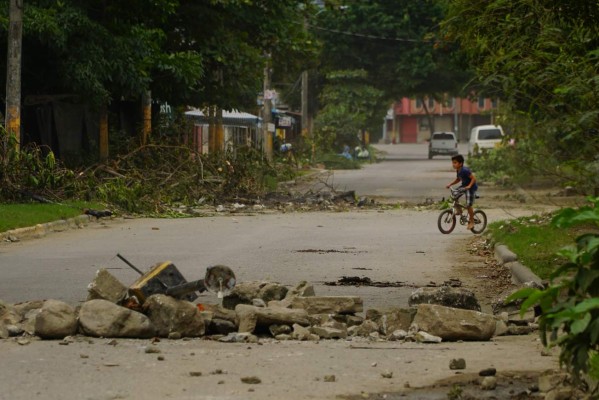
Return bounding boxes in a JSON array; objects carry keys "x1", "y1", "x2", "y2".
[
  {"x1": 0, "y1": 266, "x2": 539, "y2": 343},
  {"x1": 165, "y1": 188, "x2": 386, "y2": 217}
]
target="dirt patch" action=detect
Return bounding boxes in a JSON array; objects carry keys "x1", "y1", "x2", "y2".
[
  {"x1": 450, "y1": 236, "x2": 517, "y2": 313},
  {"x1": 342, "y1": 370, "x2": 544, "y2": 400}
]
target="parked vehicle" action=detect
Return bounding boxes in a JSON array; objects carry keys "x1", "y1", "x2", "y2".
[
  {"x1": 428, "y1": 131, "x2": 459, "y2": 159},
  {"x1": 468, "y1": 124, "x2": 504, "y2": 156}
]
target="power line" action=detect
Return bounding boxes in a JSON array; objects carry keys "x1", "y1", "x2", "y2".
[{"x1": 305, "y1": 21, "x2": 444, "y2": 44}]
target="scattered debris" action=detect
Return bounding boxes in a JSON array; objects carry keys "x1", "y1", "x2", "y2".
[
  {"x1": 84, "y1": 209, "x2": 113, "y2": 220},
  {"x1": 381, "y1": 371, "x2": 393, "y2": 379},
  {"x1": 325, "y1": 276, "x2": 415, "y2": 288},
  {"x1": 241, "y1": 376, "x2": 261, "y2": 384},
  {"x1": 449, "y1": 358, "x2": 466, "y2": 370},
  {"x1": 0, "y1": 250, "x2": 542, "y2": 346}
]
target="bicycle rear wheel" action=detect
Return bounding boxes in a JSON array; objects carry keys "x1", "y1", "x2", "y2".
[
  {"x1": 437, "y1": 209, "x2": 456, "y2": 234},
  {"x1": 470, "y1": 209, "x2": 488, "y2": 234}
]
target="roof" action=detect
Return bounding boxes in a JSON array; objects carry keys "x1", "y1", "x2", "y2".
[{"x1": 185, "y1": 109, "x2": 261, "y2": 127}]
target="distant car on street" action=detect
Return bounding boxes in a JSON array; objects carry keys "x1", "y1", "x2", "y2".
[
  {"x1": 468, "y1": 124, "x2": 504, "y2": 156},
  {"x1": 428, "y1": 131, "x2": 459, "y2": 159}
]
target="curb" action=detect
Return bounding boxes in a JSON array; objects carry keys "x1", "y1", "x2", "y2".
[
  {"x1": 494, "y1": 243, "x2": 543, "y2": 286},
  {"x1": 0, "y1": 215, "x2": 93, "y2": 243}
]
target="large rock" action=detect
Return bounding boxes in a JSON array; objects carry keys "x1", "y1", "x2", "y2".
[
  {"x1": 0, "y1": 300, "x2": 21, "y2": 325},
  {"x1": 235, "y1": 304, "x2": 310, "y2": 333},
  {"x1": 408, "y1": 286, "x2": 481, "y2": 311},
  {"x1": 290, "y1": 296, "x2": 363, "y2": 315},
  {"x1": 411, "y1": 304, "x2": 496, "y2": 341},
  {"x1": 0, "y1": 300, "x2": 22, "y2": 338},
  {"x1": 79, "y1": 299, "x2": 155, "y2": 338},
  {"x1": 365, "y1": 307, "x2": 416, "y2": 336},
  {"x1": 143, "y1": 294, "x2": 205, "y2": 337},
  {"x1": 223, "y1": 281, "x2": 288, "y2": 310},
  {"x1": 34, "y1": 300, "x2": 78, "y2": 339}
]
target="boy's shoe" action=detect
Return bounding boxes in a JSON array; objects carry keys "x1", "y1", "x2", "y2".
[{"x1": 467, "y1": 221, "x2": 474, "y2": 230}]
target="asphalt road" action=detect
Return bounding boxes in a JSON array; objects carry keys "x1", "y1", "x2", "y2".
[
  {"x1": 0, "y1": 144, "x2": 552, "y2": 307},
  {"x1": 0, "y1": 143, "x2": 561, "y2": 400},
  {"x1": 303, "y1": 143, "x2": 462, "y2": 204},
  {"x1": 0, "y1": 143, "x2": 514, "y2": 307}
]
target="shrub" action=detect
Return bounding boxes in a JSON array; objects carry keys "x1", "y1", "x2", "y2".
[{"x1": 509, "y1": 197, "x2": 599, "y2": 388}]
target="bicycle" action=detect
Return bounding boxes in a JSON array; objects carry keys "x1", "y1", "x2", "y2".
[{"x1": 437, "y1": 187, "x2": 488, "y2": 234}]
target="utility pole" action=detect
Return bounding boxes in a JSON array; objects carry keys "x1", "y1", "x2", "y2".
[
  {"x1": 5, "y1": 0, "x2": 23, "y2": 149},
  {"x1": 301, "y1": 70, "x2": 309, "y2": 137},
  {"x1": 141, "y1": 90, "x2": 152, "y2": 145},
  {"x1": 262, "y1": 56, "x2": 273, "y2": 160}
]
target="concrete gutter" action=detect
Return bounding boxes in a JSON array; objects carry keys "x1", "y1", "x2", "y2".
[
  {"x1": 0, "y1": 215, "x2": 92, "y2": 243},
  {"x1": 494, "y1": 243, "x2": 544, "y2": 286}
]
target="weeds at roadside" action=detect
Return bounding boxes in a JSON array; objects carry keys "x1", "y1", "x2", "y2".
[{"x1": 487, "y1": 213, "x2": 597, "y2": 279}]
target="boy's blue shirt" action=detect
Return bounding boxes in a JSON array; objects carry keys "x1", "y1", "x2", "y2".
[{"x1": 457, "y1": 166, "x2": 478, "y2": 191}]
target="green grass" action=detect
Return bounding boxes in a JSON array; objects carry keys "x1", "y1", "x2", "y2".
[
  {"x1": 487, "y1": 213, "x2": 595, "y2": 279},
  {"x1": 0, "y1": 201, "x2": 106, "y2": 233},
  {"x1": 315, "y1": 153, "x2": 362, "y2": 170}
]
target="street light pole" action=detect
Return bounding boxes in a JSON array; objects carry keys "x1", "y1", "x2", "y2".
[{"x1": 5, "y1": 0, "x2": 23, "y2": 149}]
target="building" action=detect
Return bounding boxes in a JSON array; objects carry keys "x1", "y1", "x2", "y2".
[
  {"x1": 184, "y1": 109, "x2": 262, "y2": 154},
  {"x1": 384, "y1": 96, "x2": 499, "y2": 143}
]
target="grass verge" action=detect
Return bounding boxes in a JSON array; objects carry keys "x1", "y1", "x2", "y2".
[
  {"x1": 487, "y1": 213, "x2": 596, "y2": 280},
  {"x1": 0, "y1": 201, "x2": 106, "y2": 233}
]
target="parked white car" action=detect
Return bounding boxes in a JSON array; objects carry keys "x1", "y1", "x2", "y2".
[
  {"x1": 428, "y1": 131, "x2": 459, "y2": 159},
  {"x1": 468, "y1": 124, "x2": 504, "y2": 156}
]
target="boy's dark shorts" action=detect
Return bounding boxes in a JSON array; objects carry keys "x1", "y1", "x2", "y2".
[{"x1": 465, "y1": 189, "x2": 476, "y2": 207}]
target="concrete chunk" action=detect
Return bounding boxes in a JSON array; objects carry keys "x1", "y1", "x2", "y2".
[
  {"x1": 290, "y1": 296, "x2": 363, "y2": 314},
  {"x1": 87, "y1": 268, "x2": 128, "y2": 303},
  {"x1": 235, "y1": 304, "x2": 310, "y2": 333},
  {"x1": 412, "y1": 304, "x2": 496, "y2": 341}
]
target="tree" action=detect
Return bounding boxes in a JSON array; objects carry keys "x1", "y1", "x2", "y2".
[
  {"x1": 313, "y1": 1, "x2": 471, "y2": 103},
  {"x1": 443, "y1": 0, "x2": 599, "y2": 193},
  {"x1": 0, "y1": 1, "x2": 319, "y2": 111},
  {"x1": 313, "y1": 69, "x2": 384, "y2": 152},
  {"x1": 0, "y1": 0, "x2": 204, "y2": 107}
]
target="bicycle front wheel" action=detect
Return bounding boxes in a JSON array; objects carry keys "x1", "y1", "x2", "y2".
[
  {"x1": 437, "y1": 209, "x2": 456, "y2": 234},
  {"x1": 470, "y1": 209, "x2": 488, "y2": 234}
]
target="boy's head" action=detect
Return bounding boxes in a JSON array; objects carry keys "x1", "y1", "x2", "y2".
[{"x1": 451, "y1": 154, "x2": 464, "y2": 170}]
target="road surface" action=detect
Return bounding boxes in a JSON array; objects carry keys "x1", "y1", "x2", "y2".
[{"x1": 0, "y1": 143, "x2": 562, "y2": 400}]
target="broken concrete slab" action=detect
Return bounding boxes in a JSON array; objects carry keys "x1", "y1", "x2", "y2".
[
  {"x1": 222, "y1": 281, "x2": 288, "y2": 310},
  {"x1": 412, "y1": 304, "x2": 496, "y2": 341},
  {"x1": 365, "y1": 307, "x2": 415, "y2": 335},
  {"x1": 235, "y1": 304, "x2": 310, "y2": 333},
  {"x1": 290, "y1": 296, "x2": 363, "y2": 315},
  {"x1": 143, "y1": 294, "x2": 205, "y2": 337},
  {"x1": 409, "y1": 286, "x2": 481, "y2": 311},
  {"x1": 86, "y1": 268, "x2": 128, "y2": 303},
  {"x1": 310, "y1": 325, "x2": 347, "y2": 339},
  {"x1": 284, "y1": 281, "x2": 315, "y2": 298}
]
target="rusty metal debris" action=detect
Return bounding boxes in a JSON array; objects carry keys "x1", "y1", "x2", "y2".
[{"x1": 116, "y1": 253, "x2": 236, "y2": 302}]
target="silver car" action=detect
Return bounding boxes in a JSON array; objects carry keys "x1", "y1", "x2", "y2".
[{"x1": 428, "y1": 131, "x2": 459, "y2": 159}]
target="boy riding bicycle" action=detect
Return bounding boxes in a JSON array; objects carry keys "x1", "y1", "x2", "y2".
[{"x1": 445, "y1": 154, "x2": 477, "y2": 230}]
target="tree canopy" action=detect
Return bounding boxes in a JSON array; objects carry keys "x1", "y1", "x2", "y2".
[
  {"x1": 443, "y1": 0, "x2": 599, "y2": 192},
  {"x1": 313, "y1": 0, "x2": 471, "y2": 102},
  {"x1": 305, "y1": 0, "x2": 471, "y2": 146},
  {"x1": 0, "y1": 0, "x2": 318, "y2": 110}
]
